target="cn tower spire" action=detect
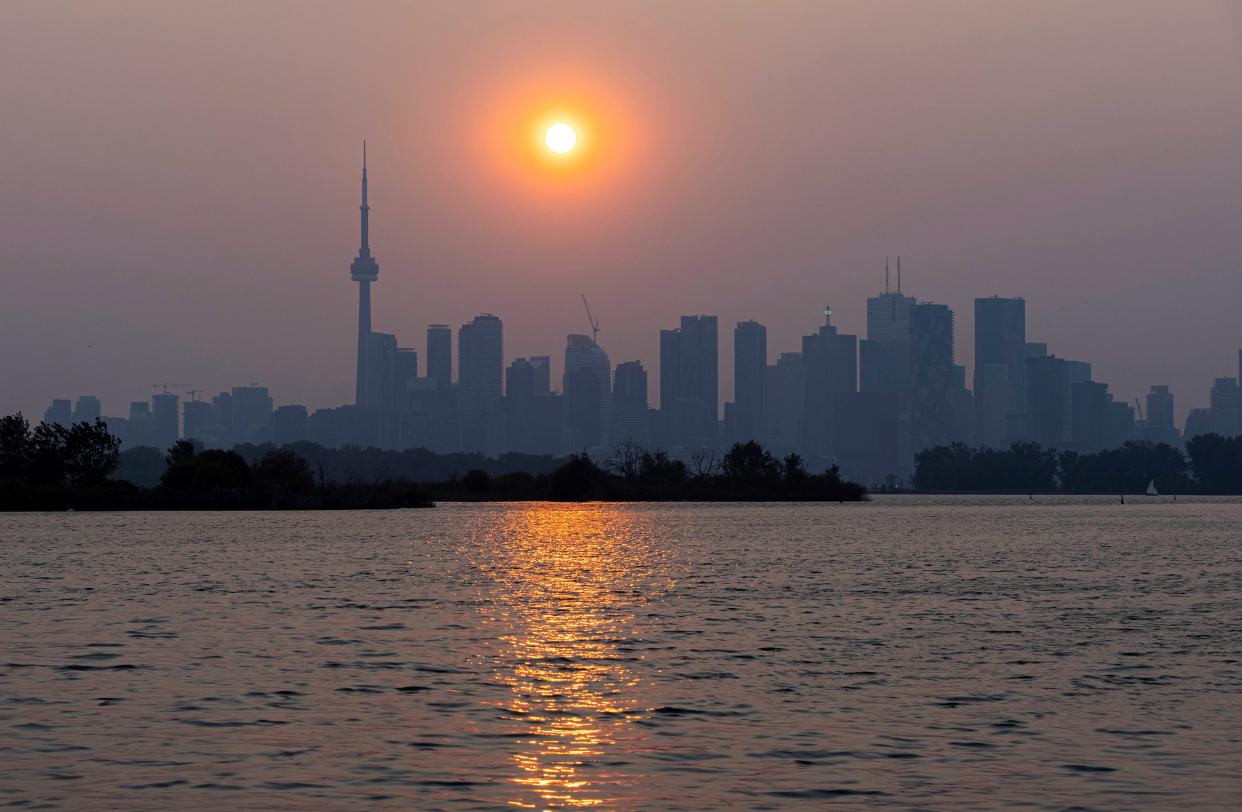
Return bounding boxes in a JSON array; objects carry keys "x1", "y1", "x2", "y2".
[
  {"x1": 360, "y1": 141, "x2": 370, "y2": 255},
  {"x1": 350, "y1": 141, "x2": 379, "y2": 407}
]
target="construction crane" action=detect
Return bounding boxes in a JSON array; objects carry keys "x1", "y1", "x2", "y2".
[
  {"x1": 1133, "y1": 397, "x2": 1145, "y2": 424},
  {"x1": 580, "y1": 294, "x2": 600, "y2": 345},
  {"x1": 184, "y1": 389, "x2": 203, "y2": 402},
  {"x1": 152, "y1": 383, "x2": 187, "y2": 394}
]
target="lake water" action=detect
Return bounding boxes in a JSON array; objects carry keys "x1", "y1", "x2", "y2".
[{"x1": 2, "y1": 497, "x2": 1241, "y2": 810}]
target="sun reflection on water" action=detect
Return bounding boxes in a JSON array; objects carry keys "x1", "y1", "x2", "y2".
[{"x1": 467, "y1": 504, "x2": 672, "y2": 809}]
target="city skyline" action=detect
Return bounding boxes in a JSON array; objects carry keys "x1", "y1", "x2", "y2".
[
  {"x1": 3, "y1": 3, "x2": 1242, "y2": 425},
  {"x1": 25, "y1": 149, "x2": 1242, "y2": 485}
]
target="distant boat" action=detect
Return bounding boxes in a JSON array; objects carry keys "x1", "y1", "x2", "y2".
[{"x1": 1146, "y1": 479, "x2": 1158, "y2": 496}]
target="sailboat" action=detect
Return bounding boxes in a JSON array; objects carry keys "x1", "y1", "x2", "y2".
[{"x1": 1145, "y1": 479, "x2": 1158, "y2": 496}]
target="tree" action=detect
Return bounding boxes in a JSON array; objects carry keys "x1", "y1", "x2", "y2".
[
  {"x1": 1187, "y1": 433, "x2": 1242, "y2": 494},
  {"x1": 0, "y1": 413, "x2": 32, "y2": 480},
  {"x1": 551, "y1": 453, "x2": 600, "y2": 500},
  {"x1": 62, "y1": 420, "x2": 121, "y2": 486},
  {"x1": 604, "y1": 439, "x2": 645, "y2": 480},
  {"x1": 721, "y1": 441, "x2": 780, "y2": 483},
  {"x1": 28, "y1": 422, "x2": 69, "y2": 485},
  {"x1": 688, "y1": 448, "x2": 720, "y2": 479},
  {"x1": 161, "y1": 443, "x2": 250, "y2": 491},
  {"x1": 462, "y1": 468, "x2": 492, "y2": 494},
  {"x1": 781, "y1": 453, "x2": 808, "y2": 483},
  {"x1": 253, "y1": 449, "x2": 316, "y2": 495}
]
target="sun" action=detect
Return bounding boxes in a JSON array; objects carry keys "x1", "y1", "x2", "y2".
[{"x1": 545, "y1": 122, "x2": 576, "y2": 154}]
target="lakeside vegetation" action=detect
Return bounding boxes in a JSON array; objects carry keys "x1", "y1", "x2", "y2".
[
  {"x1": 0, "y1": 414, "x2": 866, "y2": 510},
  {"x1": 0, "y1": 415, "x2": 431, "y2": 511},
  {"x1": 913, "y1": 435, "x2": 1242, "y2": 494}
]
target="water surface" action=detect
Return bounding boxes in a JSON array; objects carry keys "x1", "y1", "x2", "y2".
[{"x1": 2, "y1": 497, "x2": 1241, "y2": 809}]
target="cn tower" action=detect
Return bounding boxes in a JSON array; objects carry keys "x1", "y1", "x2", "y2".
[{"x1": 349, "y1": 142, "x2": 379, "y2": 406}]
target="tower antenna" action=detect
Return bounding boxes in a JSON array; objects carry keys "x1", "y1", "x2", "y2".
[
  {"x1": 897, "y1": 255, "x2": 902, "y2": 293},
  {"x1": 885, "y1": 256, "x2": 890, "y2": 293}
]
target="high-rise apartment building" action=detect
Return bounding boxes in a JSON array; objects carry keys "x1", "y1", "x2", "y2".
[
  {"x1": 658, "y1": 315, "x2": 718, "y2": 450},
  {"x1": 974, "y1": 296, "x2": 1026, "y2": 445},
  {"x1": 458, "y1": 314, "x2": 503, "y2": 453},
  {"x1": 426, "y1": 325, "x2": 452, "y2": 390},
  {"x1": 732, "y1": 320, "x2": 767, "y2": 444},
  {"x1": 72, "y1": 396, "x2": 101, "y2": 424},
  {"x1": 43, "y1": 399, "x2": 71, "y2": 427},
  {"x1": 611, "y1": 360, "x2": 650, "y2": 448},
  {"x1": 151, "y1": 393, "x2": 180, "y2": 451},
  {"x1": 563, "y1": 334, "x2": 612, "y2": 452}
]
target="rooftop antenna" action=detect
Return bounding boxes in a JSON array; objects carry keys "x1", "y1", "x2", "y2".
[
  {"x1": 580, "y1": 294, "x2": 600, "y2": 345},
  {"x1": 885, "y1": 256, "x2": 890, "y2": 294}
]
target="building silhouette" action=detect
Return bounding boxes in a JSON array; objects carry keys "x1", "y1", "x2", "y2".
[
  {"x1": 43, "y1": 399, "x2": 71, "y2": 427},
  {"x1": 765, "y1": 352, "x2": 805, "y2": 455},
  {"x1": 909, "y1": 302, "x2": 955, "y2": 453},
  {"x1": 72, "y1": 396, "x2": 101, "y2": 424},
  {"x1": 563, "y1": 334, "x2": 612, "y2": 453},
  {"x1": 426, "y1": 325, "x2": 452, "y2": 391},
  {"x1": 611, "y1": 360, "x2": 650, "y2": 448},
  {"x1": 152, "y1": 392, "x2": 180, "y2": 450},
  {"x1": 730, "y1": 320, "x2": 767, "y2": 444},
  {"x1": 974, "y1": 296, "x2": 1026, "y2": 446},
  {"x1": 458, "y1": 314, "x2": 503, "y2": 453},
  {"x1": 801, "y1": 306, "x2": 856, "y2": 463},
  {"x1": 659, "y1": 315, "x2": 718, "y2": 451}
]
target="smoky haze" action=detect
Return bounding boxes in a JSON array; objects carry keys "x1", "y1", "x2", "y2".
[{"x1": 1, "y1": 1, "x2": 1240, "y2": 422}]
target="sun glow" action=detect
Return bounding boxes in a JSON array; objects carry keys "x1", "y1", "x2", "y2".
[{"x1": 545, "y1": 122, "x2": 577, "y2": 153}]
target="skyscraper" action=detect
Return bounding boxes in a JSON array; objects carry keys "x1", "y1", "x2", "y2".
[
  {"x1": 658, "y1": 315, "x2": 718, "y2": 450},
  {"x1": 349, "y1": 143, "x2": 380, "y2": 406},
  {"x1": 183, "y1": 399, "x2": 216, "y2": 444},
  {"x1": 230, "y1": 385, "x2": 273, "y2": 444},
  {"x1": 151, "y1": 392, "x2": 180, "y2": 451},
  {"x1": 910, "y1": 302, "x2": 955, "y2": 452},
  {"x1": 271, "y1": 405, "x2": 309, "y2": 445},
  {"x1": 801, "y1": 307, "x2": 856, "y2": 462},
  {"x1": 1024, "y1": 355, "x2": 1070, "y2": 447},
  {"x1": 72, "y1": 395, "x2": 101, "y2": 424},
  {"x1": 611, "y1": 361, "x2": 650, "y2": 448},
  {"x1": 563, "y1": 334, "x2": 612, "y2": 452},
  {"x1": 732, "y1": 320, "x2": 767, "y2": 444},
  {"x1": 974, "y1": 296, "x2": 1026, "y2": 444},
  {"x1": 458, "y1": 314, "x2": 503, "y2": 453},
  {"x1": 765, "y1": 352, "x2": 805, "y2": 454},
  {"x1": 1209, "y1": 377, "x2": 1241, "y2": 436},
  {"x1": 43, "y1": 399, "x2": 71, "y2": 427},
  {"x1": 862, "y1": 263, "x2": 916, "y2": 395},
  {"x1": 1145, "y1": 385, "x2": 1176, "y2": 443},
  {"x1": 363, "y1": 331, "x2": 398, "y2": 410},
  {"x1": 426, "y1": 325, "x2": 452, "y2": 390}
]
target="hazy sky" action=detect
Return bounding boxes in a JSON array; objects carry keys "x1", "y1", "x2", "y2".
[{"x1": 2, "y1": 1, "x2": 1240, "y2": 423}]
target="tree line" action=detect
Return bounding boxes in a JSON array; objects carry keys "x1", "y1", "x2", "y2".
[
  {"x1": 0, "y1": 414, "x2": 429, "y2": 510},
  {"x1": 913, "y1": 435, "x2": 1242, "y2": 494},
  {"x1": 1, "y1": 414, "x2": 866, "y2": 509},
  {"x1": 424, "y1": 440, "x2": 867, "y2": 502}
]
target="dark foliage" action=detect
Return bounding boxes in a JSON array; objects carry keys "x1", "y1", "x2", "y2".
[
  {"x1": 0, "y1": 415, "x2": 431, "y2": 511},
  {"x1": 914, "y1": 439, "x2": 1216, "y2": 494},
  {"x1": 424, "y1": 441, "x2": 866, "y2": 502},
  {"x1": 0, "y1": 415, "x2": 119, "y2": 489},
  {"x1": 1186, "y1": 433, "x2": 1242, "y2": 494}
]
